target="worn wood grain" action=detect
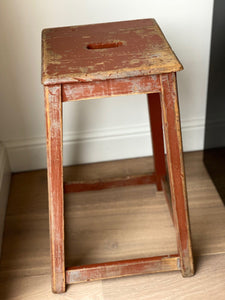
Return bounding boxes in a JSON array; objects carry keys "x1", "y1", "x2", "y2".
[
  {"x1": 102, "y1": 253, "x2": 225, "y2": 300},
  {"x1": 42, "y1": 19, "x2": 183, "y2": 85},
  {"x1": 62, "y1": 75, "x2": 161, "y2": 102},
  {"x1": 64, "y1": 173, "x2": 156, "y2": 193},
  {"x1": 44, "y1": 85, "x2": 65, "y2": 293},
  {"x1": 66, "y1": 255, "x2": 180, "y2": 284},
  {"x1": 1, "y1": 254, "x2": 225, "y2": 299},
  {"x1": 161, "y1": 176, "x2": 174, "y2": 225},
  {"x1": 160, "y1": 73, "x2": 194, "y2": 277}
]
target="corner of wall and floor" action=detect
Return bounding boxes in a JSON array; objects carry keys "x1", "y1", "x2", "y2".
[{"x1": 0, "y1": 144, "x2": 11, "y2": 258}]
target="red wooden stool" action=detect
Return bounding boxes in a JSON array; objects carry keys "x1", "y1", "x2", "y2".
[{"x1": 42, "y1": 19, "x2": 194, "y2": 293}]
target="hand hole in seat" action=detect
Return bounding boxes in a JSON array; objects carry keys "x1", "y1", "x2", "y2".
[{"x1": 87, "y1": 41, "x2": 123, "y2": 49}]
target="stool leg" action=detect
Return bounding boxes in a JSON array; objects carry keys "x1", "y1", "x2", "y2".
[
  {"x1": 147, "y1": 93, "x2": 166, "y2": 190},
  {"x1": 160, "y1": 73, "x2": 194, "y2": 277},
  {"x1": 45, "y1": 85, "x2": 65, "y2": 293}
]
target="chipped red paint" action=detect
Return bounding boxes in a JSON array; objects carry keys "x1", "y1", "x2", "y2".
[
  {"x1": 45, "y1": 85, "x2": 65, "y2": 293},
  {"x1": 161, "y1": 176, "x2": 174, "y2": 224},
  {"x1": 42, "y1": 19, "x2": 183, "y2": 85},
  {"x1": 62, "y1": 75, "x2": 161, "y2": 102},
  {"x1": 160, "y1": 73, "x2": 194, "y2": 276},
  {"x1": 64, "y1": 174, "x2": 156, "y2": 193},
  {"x1": 66, "y1": 254, "x2": 180, "y2": 284}
]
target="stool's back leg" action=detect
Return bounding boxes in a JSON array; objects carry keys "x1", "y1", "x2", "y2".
[
  {"x1": 147, "y1": 93, "x2": 166, "y2": 190},
  {"x1": 45, "y1": 85, "x2": 65, "y2": 293},
  {"x1": 160, "y1": 73, "x2": 194, "y2": 277}
]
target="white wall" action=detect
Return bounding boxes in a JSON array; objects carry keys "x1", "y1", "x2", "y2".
[{"x1": 0, "y1": 0, "x2": 214, "y2": 172}]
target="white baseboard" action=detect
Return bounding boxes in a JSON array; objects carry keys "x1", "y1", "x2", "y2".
[
  {"x1": 0, "y1": 145, "x2": 11, "y2": 257},
  {"x1": 5, "y1": 118, "x2": 205, "y2": 172}
]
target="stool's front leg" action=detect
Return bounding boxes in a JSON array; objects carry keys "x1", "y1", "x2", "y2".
[
  {"x1": 160, "y1": 73, "x2": 194, "y2": 277},
  {"x1": 45, "y1": 85, "x2": 65, "y2": 293}
]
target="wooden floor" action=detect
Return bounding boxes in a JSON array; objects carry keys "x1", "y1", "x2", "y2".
[{"x1": 0, "y1": 151, "x2": 225, "y2": 299}]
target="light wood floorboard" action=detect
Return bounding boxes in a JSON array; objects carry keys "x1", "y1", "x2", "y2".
[{"x1": 0, "y1": 151, "x2": 225, "y2": 299}]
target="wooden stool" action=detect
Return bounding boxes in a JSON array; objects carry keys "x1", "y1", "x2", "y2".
[{"x1": 41, "y1": 19, "x2": 194, "y2": 293}]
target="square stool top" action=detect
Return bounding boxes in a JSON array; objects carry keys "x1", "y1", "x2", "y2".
[{"x1": 42, "y1": 19, "x2": 183, "y2": 85}]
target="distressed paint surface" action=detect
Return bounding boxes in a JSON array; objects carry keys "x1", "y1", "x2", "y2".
[
  {"x1": 45, "y1": 85, "x2": 65, "y2": 293},
  {"x1": 62, "y1": 75, "x2": 160, "y2": 102},
  {"x1": 64, "y1": 173, "x2": 156, "y2": 193},
  {"x1": 66, "y1": 255, "x2": 180, "y2": 284},
  {"x1": 161, "y1": 176, "x2": 174, "y2": 224},
  {"x1": 160, "y1": 73, "x2": 194, "y2": 277},
  {"x1": 42, "y1": 19, "x2": 183, "y2": 85}
]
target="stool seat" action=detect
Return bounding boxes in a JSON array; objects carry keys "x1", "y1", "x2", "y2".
[{"x1": 42, "y1": 19, "x2": 183, "y2": 85}]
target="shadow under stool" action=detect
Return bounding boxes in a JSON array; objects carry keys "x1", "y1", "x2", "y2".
[{"x1": 41, "y1": 18, "x2": 194, "y2": 293}]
